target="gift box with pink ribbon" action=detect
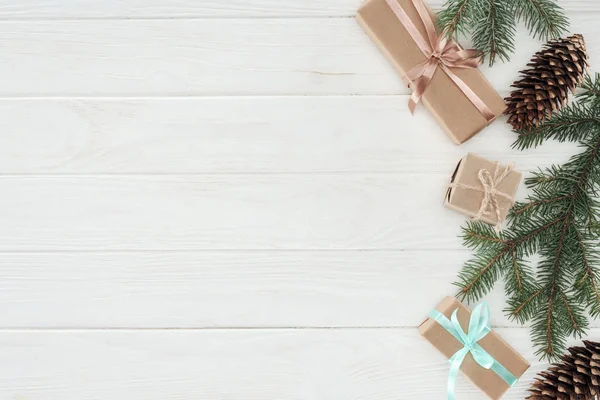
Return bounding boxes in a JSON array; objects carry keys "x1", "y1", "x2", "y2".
[{"x1": 356, "y1": 0, "x2": 507, "y2": 144}]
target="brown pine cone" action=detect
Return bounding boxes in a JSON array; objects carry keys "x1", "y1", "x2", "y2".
[
  {"x1": 527, "y1": 340, "x2": 600, "y2": 399},
  {"x1": 504, "y1": 34, "x2": 589, "y2": 131}
]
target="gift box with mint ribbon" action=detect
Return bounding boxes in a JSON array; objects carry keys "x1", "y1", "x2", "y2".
[{"x1": 419, "y1": 297, "x2": 530, "y2": 399}]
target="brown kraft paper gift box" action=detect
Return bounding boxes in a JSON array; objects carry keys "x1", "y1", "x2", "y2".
[
  {"x1": 419, "y1": 297, "x2": 530, "y2": 399},
  {"x1": 356, "y1": 0, "x2": 506, "y2": 144},
  {"x1": 445, "y1": 153, "x2": 523, "y2": 226}
]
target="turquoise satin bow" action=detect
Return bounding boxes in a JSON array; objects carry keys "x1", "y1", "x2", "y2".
[{"x1": 429, "y1": 302, "x2": 517, "y2": 400}]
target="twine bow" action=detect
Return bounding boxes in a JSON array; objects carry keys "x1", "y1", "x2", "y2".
[
  {"x1": 450, "y1": 162, "x2": 515, "y2": 231},
  {"x1": 429, "y1": 302, "x2": 518, "y2": 400},
  {"x1": 384, "y1": 0, "x2": 495, "y2": 121}
]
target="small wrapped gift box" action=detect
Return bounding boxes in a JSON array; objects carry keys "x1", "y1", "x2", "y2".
[
  {"x1": 419, "y1": 297, "x2": 530, "y2": 399},
  {"x1": 445, "y1": 153, "x2": 523, "y2": 227},
  {"x1": 356, "y1": 0, "x2": 506, "y2": 144}
]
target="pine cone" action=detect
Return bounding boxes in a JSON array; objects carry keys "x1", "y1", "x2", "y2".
[
  {"x1": 504, "y1": 34, "x2": 589, "y2": 131},
  {"x1": 527, "y1": 340, "x2": 600, "y2": 399}
]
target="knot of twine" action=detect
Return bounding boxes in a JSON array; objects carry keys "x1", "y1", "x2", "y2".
[{"x1": 450, "y1": 163, "x2": 515, "y2": 231}]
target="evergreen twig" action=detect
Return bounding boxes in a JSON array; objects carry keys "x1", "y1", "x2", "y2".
[
  {"x1": 579, "y1": 74, "x2": 600, "y2": 106},
  {"x1": 471, "y1": 0, "x2": 516, "y2": 65},
  {"x1": 455, "y1": 73, "x2": 600, "y2": 360},
  {"x1": 437, "y1": 0, "x2": 472, "y2": 39},
  {"x1": 512, "y1": 0, "x2": 569, "y2": 40},
  {"x1": 437, "y1": 0, "x2": 568, "y2": 66}
]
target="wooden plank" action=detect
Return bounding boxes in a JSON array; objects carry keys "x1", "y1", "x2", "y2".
[
  {"x1": 0, "y1": 250, "x2": 593, "y2": 329},
  {"x1": 0, "y1": 97, "x2": 576, "y2": 174},
  {"x1": 0, "y1": 13, "x2": 596, "y2": 95},
  {"x1": 0, "y1": 0, "x2": 593, "y2": 18},
  {"x1": 0, "y1": 174, "x2": 528, "y2": 251},
  {"x1": 0, "y1": 328, "x2": 583, "y2": 399},
  {"x1": 0, "y1": 250, "x2": 537, "y2": 328}
]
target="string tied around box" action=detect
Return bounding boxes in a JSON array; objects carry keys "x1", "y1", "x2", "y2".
[
  {"x1": 449, "y1": 162, "x2": 515, "y2": 232},
  {"x1": 429, "y1": 302, "x2": 518, "y2": 400},
  {"x1": 384, "y1": 0, "x2": 495, "y2": 122}
]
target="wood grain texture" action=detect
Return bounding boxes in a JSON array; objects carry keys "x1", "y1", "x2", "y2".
[
  {"x1": 2, "y1": 250, "x2": 595, "y2": 329},
  {"x1": 0, "y1": 12, "x2": 595, "y2": 96},
  {"x1": 0, "y1": 250, "x2": 531, "y2": 328},
  {"x1": 0, "y1": 0, "x2": 592, "y2": 18},
  {"x1": 0, "y1": 328, "x2": 588, "y2": 400},
  {"x1": 0, "y1": 97, "x2": 576, "y2": 174},
  {"x1": 0, "y1": 174, "x2": 521, "y2": 251}
]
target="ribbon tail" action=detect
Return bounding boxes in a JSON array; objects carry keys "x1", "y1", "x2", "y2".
[
  {"x1": 408, "y1": 76, "x2": 429, "y2": 114},
  {"x1": 406, "y1": 60, "x2": 437, "y2": 114},
  {"x1": 408, "y1": 95, "x2": 418, "y2": 115},
  {"x1": 447, "y1": 348, "x2": 469, "y2": 400}
]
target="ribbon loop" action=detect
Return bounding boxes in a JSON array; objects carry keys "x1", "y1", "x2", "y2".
[
  {"x1": 429, "y1": 302, "x2": 518, "y2": 400},
  {"x1": 384, "y1": 0, "x2": 494, "y2": 122}
]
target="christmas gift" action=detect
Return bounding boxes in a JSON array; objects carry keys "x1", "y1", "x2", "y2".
[
  {"x1": 445, "y1": 153, "x2": 522, "y2": 229},
  {"x1": 356, "y1": 0, "x2": 506, "y2": 144},
  {"x1": 419, "y1": 297, "x2": 530, "y2": 399}
]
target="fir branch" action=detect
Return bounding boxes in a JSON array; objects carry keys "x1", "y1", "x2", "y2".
[
  {"x1": 538, "y1": 216, "x2": 571, "y2": 358},
  {"x1": 509, "y1": 195, "x2": 571, "y2": 225},
  {"x1": 471, "y1": 0, "x2": 516, "y2": 66},
  {"x1": 437, "y1": 0, "x2": 569, "y2": 66},
  {"x1": 456, "y1": 245, "x2": 510, "y2": 302},
  {"x1": 512, "y1": 0, "x2": 569, "y2": 40},
  {"x1": 462, "y1": 221, "x2": 508, "y2": 249},
  {"x1": 511, "y1": 250, "x2": 521, "y2": 291},
  {"x1": 513, "y1": 102, "x2": 600, "y2": 150},
  {"x1": 457, "y1": 216, "x2": 563, "y2": 301},
  {"x1": 578, "y1": 72, "x2": 600, "y2": 106},
  {"x1": 559, "y1": 293, "x2": 578, "y2": 332},
  {"x1": 510, "y1": 288, "x2": 542, "y2": 322},
  {"x1": 573, "y1": 228, "x2": 600, "y2": 317},
  {"x1": 437, "y1": 0, "x2": 472, "y2": 39},
  {"x1": 456, "y1": 74, "x2": 600, "y2": 360},
  {"x1": 505, "y1": 250, "x2": 537, "y2": 303}
]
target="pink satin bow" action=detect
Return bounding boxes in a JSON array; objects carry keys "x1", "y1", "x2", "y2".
[{"x1": 385, "y1": 0, "x2": 495, "y2": 121}]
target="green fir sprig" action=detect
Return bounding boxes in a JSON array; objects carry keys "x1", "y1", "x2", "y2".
[
  {"x1": 437, "y1": 0, "x2": 569, "y2": 66},
  {"x1": 456, "y1": 73, "x2": 600, "y2": 360}
]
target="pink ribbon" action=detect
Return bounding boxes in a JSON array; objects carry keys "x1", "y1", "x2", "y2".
[{"x1": 385, "y1": 0, "x2": 495, "y2": 122}]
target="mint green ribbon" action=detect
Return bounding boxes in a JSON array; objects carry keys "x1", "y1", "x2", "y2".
[{"x1": 429, "y1": 302, "x2": 517, "y2": 400}]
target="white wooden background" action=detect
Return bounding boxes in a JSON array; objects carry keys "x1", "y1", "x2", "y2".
[{"x1": 0, "y1": 0, "x2": 597, "y2": 399}]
